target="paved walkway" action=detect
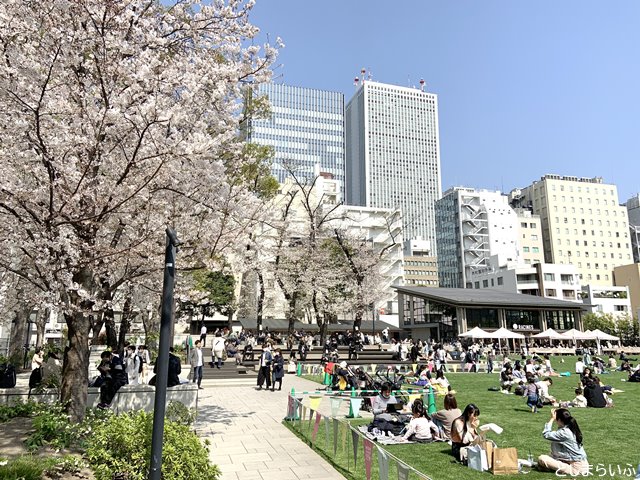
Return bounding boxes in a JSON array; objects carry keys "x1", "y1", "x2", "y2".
[{"x1": 195, "y1": 374, "x2": 350, "y2": 480}]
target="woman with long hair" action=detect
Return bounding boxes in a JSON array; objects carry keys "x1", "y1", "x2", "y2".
[
  {"x1": 538, "y1": 408, "x2": 588, "y2": 475},
  {"x1": 450, "y1": 403, "x2": 480, "y2": 462}
]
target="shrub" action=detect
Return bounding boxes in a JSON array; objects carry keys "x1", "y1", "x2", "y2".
[
  {"x1": 0, "y1": 456, "x2": 59, "y2": 480},
  {"x1": 26, "y1": 403, "x2": 73, "y2": 451},
  {"x1": 86, "y1": 410, "x2": 219, "y2": 480},
  {"x1": 0, "y1": 400, "x2": 38, "y2": 423}
]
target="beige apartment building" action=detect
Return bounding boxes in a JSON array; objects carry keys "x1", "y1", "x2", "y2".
[
  {"x1": 516, "y1": 209, "x2": 544, "y2": 265},
  {"x1": 511, "y1": 175, "x2": 633, "y2": 286},
  {"x1": 613, "y1": 263, "x2": 640, "y2": 318}
]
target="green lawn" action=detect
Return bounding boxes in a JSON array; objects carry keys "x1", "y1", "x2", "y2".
[{"x1": 288, "y1": 357, "x2": 639, "y2": 480}]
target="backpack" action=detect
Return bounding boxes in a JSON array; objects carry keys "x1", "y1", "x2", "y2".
[
  {"x1": 0, "y1": 364, "x2": 17, "y2": 388},
  {"x1": 136, "y1": 355, "x2": 144, "y2": 374}
]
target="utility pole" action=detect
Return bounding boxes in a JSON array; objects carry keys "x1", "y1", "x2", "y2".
[{"x1": 148, "y1": 228, "x2": 180, "y2": 480}]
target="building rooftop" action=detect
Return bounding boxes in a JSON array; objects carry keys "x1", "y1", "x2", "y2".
[{"x1": 394, "y1": 287, "x2": 587, "y2": 310}]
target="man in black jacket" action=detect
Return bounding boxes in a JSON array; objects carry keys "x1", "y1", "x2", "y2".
[
  {"x1": 98, "y1": 350, "x2": 128, "y2": 408},
  {"x1": 583, "y1": 380, "x2": 607, "y2": 408}
]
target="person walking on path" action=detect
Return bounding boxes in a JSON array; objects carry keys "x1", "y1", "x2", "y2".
[
  {"x1": 124, "y1": 345, "x2": 141, "y2": 386},
  {"x1": 200, "y1": 324, "x2": 207, "y2": 347},
  {"x1": 257, "y1": 344, "x2": 272, "y2": 390},
  {"x1": 190, "y1": 340, "x2": 204, "y2": 389},
  {"x1": 212, "y1": 332, "x2": 226, "y2": 369},
  {"x1": 271, "y1": 348, "x2": 285, "y2": 391}
]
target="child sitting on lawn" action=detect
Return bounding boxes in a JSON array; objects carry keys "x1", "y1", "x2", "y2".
[{"x1": 402, "y1": 399, "x2": 440, "y2": 442}]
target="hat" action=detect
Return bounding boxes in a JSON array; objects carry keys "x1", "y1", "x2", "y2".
[{"x1": 339, "y1": 361, "x2": 347, "y2": 369}]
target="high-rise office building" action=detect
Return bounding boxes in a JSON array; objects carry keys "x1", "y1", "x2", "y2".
[
  {"x1": 244, "y1": 83, "x2": 345, "y2": 196},
  {"x1": 624, "y1": 194, "x2": 640, "y2": 263},
  {"x1": 345, "y1": 80, "x2": 442, "y2": 248},
  {"x1": 436, "y1": 187, "x2": 519, "y2": 288},
  {"x1": 511, "y1": 175, "x2": 633, "y2": 286}
]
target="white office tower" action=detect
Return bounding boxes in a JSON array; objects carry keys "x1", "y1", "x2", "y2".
[
  {"x1": 511, "y1": 175, "x2": 633, "y2": 286},
  {"x1": 625, "y1": 194, "x2": 640, "y2": 263},
  {"x1": 245, "y1": 83, "x2": 345, "y2": 198},
  {"x1": 436, "y1": 187, "x2": 519, "y2": 288},
  {"x1": 345, "y1": 79, "x2": 442, "y2": 249}
]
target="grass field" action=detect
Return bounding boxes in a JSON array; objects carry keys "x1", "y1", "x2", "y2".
[{"x1": 287, "y1": 356, "x2": 639, "y2": 480}]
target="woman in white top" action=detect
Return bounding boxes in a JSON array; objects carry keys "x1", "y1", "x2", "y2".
[
  {"x1": 31, "y1": 348, "x2": 44, "y2": 371},
  {"x1": 403, "y1": 398, "x2": 439, "y2": 442},
  {"x1": 372, "y1": 383, "x2": 398, "y2": 415}
]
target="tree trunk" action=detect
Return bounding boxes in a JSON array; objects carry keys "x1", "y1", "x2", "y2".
[
  {"x1": 116, "y1": 290, "x2": 134, "y2": 355},
  {"x1": 8, "y1": 304, "x2": 31, "y2": 366},
  {"x1": 61, "y1": 311, "x2": 90, "y2": 423},
  {"x1": 91, "y1": 312, "x2": 104, "y2": 344},
  {"x1": 311, "y1": 290, "x2": 325, "y2": 344},
  {"x1": 103, "y1": 307, "x2": 118, "y2": 351},
  {"x1": 286, "y1": 293, "x2": 298, "y2": 336},
  {"x1": 256, "y1": 270, "x2": 265, "y2": 332},
  {"x1": 35, "y1": 308, "x2": 49, "y2": 348},
  {"x1": 143, "y1": 307, "x2": 160, "y2": 360}
]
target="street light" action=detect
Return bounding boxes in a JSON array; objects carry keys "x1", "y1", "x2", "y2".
[{"x1": 148, "y1": 228, "x2": 180, "y2": 480}]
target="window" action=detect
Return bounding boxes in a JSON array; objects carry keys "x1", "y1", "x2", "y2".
[
  {"x1": 521, "y1": 222, "x2": 528, "y2": 228},
  {"x1": 523, "y1": 247, "x2": 530, "y2": 253},
  {"x1": 483, "y1": 280, "x2": 489, "y2": 288},
  {"x1": 530, "y1": 222, "x2": 537, "y2": 228},
  {"x1": 544, "y1": 273, "x2": 555, "y2": 281},
  {"x1": 474, "y1": 282, "x2": 480, "y2": 289},
  {"x1": 545, "y1": 289, "x2": 557, "y2": 297},
  {"x1": 531, "y1": 235, "x2": 539, "y2": 241},
  {"x1": 532, "y1": 247, "x2": 540, "y2": 253},
  {"x1": 498, "y1": 277, "x2": 504, "y2": 286}
]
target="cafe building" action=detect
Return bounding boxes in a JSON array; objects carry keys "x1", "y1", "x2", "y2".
[{"x1": 395, "y1": 287, "x2": 588, "y2": 342}]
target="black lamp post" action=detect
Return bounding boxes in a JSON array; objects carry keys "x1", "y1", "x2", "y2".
[{"x1": 148, "y1": 228, "x2": 180, "y2": 480}]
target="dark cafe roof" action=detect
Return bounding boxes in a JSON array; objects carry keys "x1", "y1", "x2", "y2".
[{"x1": 394, "y1": 287, "x2": 588, "y2": 310}]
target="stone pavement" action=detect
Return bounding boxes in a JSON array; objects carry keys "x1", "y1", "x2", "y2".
[{"x1": 195, "y1": 373, "x2": 350, "y2": 480}]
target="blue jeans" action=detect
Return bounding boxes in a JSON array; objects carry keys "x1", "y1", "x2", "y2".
[{"x1": 193, "y1": 365, "x2": 203, "y2": 386}]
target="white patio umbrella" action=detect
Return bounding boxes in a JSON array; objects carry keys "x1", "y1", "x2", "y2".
[
  {"x1": 484, "y1": 327, "x2": 525, "y2": 353},
  {"x1": 485, "y1": 327, "x2": 526, "y2": 339},
  {"x1": 532, "y1": 328, "x2": 565, "y2": 340},
  {"x1": 589, "y1": 329, "x2": 620, "y2": 354},
  {"x1": 561, "y1": 329, "x2": 596, "y2": 341},
  {"x1": 458, "y1": 326, "x2": 491, "y2": 339}
]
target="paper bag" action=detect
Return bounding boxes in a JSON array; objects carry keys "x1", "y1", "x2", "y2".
[
  {"x1": 480, "y1": 440, "x2": 496, "y2": 469},
  {"x1": 492, "y1": 447, "x2": 519, "y2": 475},
  {"x1": 467, "y1": 445, "x2": 488, "y2": 472}
]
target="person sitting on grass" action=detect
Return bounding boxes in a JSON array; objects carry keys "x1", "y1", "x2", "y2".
[
  {"x1": 571, "y1": 388, "x2": 587, "y2": 408},
  {"x1": 583, "y1": 379, "x2": 609, "y2": 408},
  {"x1": 536, "y1": 377, "x2": 557, "y2": 405},
  {"x1": 450, "y1": 403, "x2": 480, "y2": 462},
  {"x1": 500, "y1": 365, "x2": 514, "y2": 394},
  {"x1": 538, "y1": 408, "x2": 588, "y2": 476},
  {"x1": 431, "y1": 393, "x2": 462, "y2": 440},
  {"x1": 430, "y1": 368, "x2": 450, "y2": 394},
  {"x1": 402, "y1": 398, "x2": 440, "y2": 442},
  {"x1": 372, "y1": 383, "x2": 398, "y2": 415},
  {"x1": 580, "y1": 367, "x2": 594, "y2": 387}
]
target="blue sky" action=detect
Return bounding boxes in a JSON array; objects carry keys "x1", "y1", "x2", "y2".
[{"x1": 248, "y1": 1, "x2": 640, "y2": 202}]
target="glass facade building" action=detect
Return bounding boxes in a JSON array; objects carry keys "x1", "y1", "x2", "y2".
[
  {"x1": 345, "y1": 81, "x2": 442, "y2": 248},
  {"x1": 245, "y1": 83, "x2": 345, "y2": 196}
]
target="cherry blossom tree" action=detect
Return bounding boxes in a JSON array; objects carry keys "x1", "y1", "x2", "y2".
[{"x1": 0, "y1": 0, "x2": 277, "y2": 421}]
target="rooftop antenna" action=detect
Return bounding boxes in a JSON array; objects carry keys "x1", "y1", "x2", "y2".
[
  {"x1": 367, "y1": 70, "x2": 372, "y2": 81},
  {"x1": 419, "y1": 78, "x2": 425, "y2": 92},
  {"x1": 353, "y1": 76, "x2": 359, "y2": 89},
  {"x1": 361, "y1": 67, "x2": 366, "y2": 84}
]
